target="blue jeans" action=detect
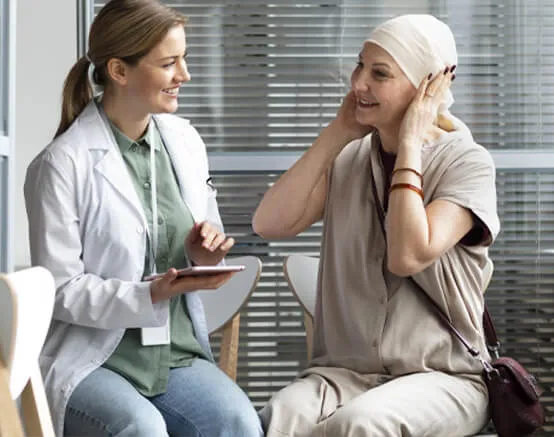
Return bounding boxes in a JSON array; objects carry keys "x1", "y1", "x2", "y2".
[{"x1": 64, "y1": 358, "x2": 263, "y2": 437}]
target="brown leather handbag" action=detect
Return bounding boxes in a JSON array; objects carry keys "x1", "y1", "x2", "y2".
[
  {"x1": 370, "y1": 172, "x2": 545, "y2": 437},
  {"x1": 481, "y1": 310, "x2": 545, "y2": 437}
]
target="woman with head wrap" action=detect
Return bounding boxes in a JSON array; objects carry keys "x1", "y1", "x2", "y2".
[{"x1": 254, "y1": 14, "x2": 499, "y2": 437}]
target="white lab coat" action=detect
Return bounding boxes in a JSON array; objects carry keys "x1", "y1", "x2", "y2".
[{"x1": 24, "y1": 101, "x2": 219, "y2": 437}]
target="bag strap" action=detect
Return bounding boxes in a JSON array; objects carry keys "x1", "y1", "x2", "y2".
[
  {"x1": 483, "y1": 306, "x2": 501, "y2": 358},
  {"x1": 369, "y1": 167, "x2": 500, "y2": 359}
]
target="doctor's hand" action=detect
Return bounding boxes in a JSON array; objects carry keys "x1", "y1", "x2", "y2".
[
  {"x1": 150, "y1": 269, "x2": 235, "y2": 303},
  {"x1": 185, "y1": 221, "x2": 235, "y2": 266}
]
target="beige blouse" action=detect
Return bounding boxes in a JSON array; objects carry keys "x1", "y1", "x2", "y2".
[{"x1": 309, "y1": 126, "x2": 500, "y2": 378}]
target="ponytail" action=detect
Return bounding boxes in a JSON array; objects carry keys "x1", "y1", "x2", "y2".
[{"x1": 54, "y1": 56, "x2": 93, "y2": 139}]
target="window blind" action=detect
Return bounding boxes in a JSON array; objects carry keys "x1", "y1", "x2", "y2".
[
  {"x1": 94, "y1": 0, "x2": 554, "y2": 152},
  {"x1": 89, "y1": 1, "x2": 554, "y2": 432}
]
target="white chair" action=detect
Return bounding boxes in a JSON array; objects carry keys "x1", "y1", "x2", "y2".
[
  {"x1": 0, "y1": 267, "x2": 56, "y2": 437},
  {"x1": 284, "y1": 254, "x2": 497, "y2": 437},
  {"x1": 283, "y1": 254, "x2": 318, "y2": 361},
  {"x1": 198, "y1": 256, "x2": 262, "y2": 381}
]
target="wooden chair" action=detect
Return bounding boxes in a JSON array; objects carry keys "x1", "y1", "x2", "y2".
[
  {"x1": 0, "y1": 267, "x2": 56, "y2": 437},
  {"x1": 198, "y1": 256, "x2": 262, "y2": 381},
  {"x1": 283, "y1": 254, "x2": 497, "y2": 437}
]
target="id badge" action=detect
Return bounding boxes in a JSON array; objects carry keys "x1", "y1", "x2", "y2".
[{"x1": 141, "y1": 313, "x2": 170, "y2": 346}]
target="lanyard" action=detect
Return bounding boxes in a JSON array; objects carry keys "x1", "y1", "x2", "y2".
[{"x1": 149, "y1": 134, "x2": 158, "y2": 275}]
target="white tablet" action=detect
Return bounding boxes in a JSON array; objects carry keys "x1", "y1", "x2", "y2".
[{"x1": 143, "y1": 265, "x2": 245, "y2": 281}]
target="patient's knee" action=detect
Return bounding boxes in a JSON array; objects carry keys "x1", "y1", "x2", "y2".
[
  {"x1": 312, "y1": 405, "x2": 397, "y2": 437},
  {"x1": 259, "y1": 387, "x2": 319, "y2": 437}
]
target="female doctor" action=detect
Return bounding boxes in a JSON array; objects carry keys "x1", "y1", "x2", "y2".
[{"x1": 23, "y1": 1, "x2": 263, "y2": 436}]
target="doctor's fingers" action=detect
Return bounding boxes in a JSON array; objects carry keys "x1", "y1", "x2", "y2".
[
  {"x1": 174, "y1": 271, "x2": 235, "y2": 293},
  {"x1": 207, "y1": 232, "x2": 227, "y2": 251},
  {"x1": 218, "y1": 237, "x2": 235, "y2": 253},
  {"x1": 209, "y1": 234, "x2": 235, "y2": 253},
  {"x1": 186, "y1": 222, "x2": 203, "y2": 244},
  {"x1": 198, "y1": 220, "x2": 220, "y2": 238},
  {"x1": 159, "y1": 268, "x2": 179, "y2": 283},
  {"x1": 200, "y1": 226, "x2": 220, "y2": 249}
]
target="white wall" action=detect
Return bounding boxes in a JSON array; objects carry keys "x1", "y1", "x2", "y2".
[{"x1": 15, "y1": 1, "x2": 77, "y2": 267}]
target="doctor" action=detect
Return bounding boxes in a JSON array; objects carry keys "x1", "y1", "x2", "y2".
[{"x1": 24, "y1": 1, "x2": 263, "y2": 436}]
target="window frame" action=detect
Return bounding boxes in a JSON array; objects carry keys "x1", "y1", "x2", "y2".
[{"x1": 0, "y1": 0, "x2": 16, "y2": 273}]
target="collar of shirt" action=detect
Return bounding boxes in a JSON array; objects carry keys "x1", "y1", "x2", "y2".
[{"x1": 106, "y1": 115, "x2": 162, "y2": 154}]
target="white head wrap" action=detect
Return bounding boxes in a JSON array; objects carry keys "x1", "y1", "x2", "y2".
[{"x1": 366, "y1": 14, "x2": 457, "y2": 115}]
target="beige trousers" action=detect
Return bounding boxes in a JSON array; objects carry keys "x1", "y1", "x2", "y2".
[{"x1": 259, "y1": 367, "x2": 489, "y2": 437}]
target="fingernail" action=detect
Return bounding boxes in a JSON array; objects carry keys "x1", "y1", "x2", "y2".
[
  {"x1": 450, "y1": 65, "x2": 457, "y2": 73},
  {"x1": 451, "y1": 74, "x2": 456, "y2": 81},
  {"x1": 427, "y1": 73, "x2": 432, "y2": 80},
  {"x1": 443, "y1": 67, "x2": 449, "y2": 75}
]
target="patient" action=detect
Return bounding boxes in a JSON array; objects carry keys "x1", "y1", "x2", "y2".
[{"x1": 254, "y1": 14, "x2": 499, "y2": 437}]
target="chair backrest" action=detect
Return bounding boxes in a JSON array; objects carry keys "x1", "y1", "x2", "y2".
[
  {"x1": 283, "y1": 255, "x2": 319, "y2": 360},
  {"x1": 0, "y1": 267, "x2": 56, "y2": 437},
  {"x1": 284, "y1": 254, "x2": 318, "y2": 318},
  {"x1": 198, "y1": 256, "x2": 262, "y2": 380}
]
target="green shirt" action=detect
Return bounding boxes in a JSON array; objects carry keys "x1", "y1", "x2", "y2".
[{"x1": 102, "y1": 113, "x2": 208, "y2": 396}]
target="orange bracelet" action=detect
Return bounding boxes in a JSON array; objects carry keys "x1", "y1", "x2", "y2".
[
  {"x1": 391, "y1": 167, "x2": 423, "y2": 185},
  {"x1": 389, "y1": 183, "x2": 424, "y2": 200}
]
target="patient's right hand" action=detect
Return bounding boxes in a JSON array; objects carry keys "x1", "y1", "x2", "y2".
[{"x1": 334, "y1": 91, "x2": 375, "y2": 141}]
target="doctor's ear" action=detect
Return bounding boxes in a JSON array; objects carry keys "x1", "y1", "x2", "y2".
[{"x1": 106, "y1": 58, "x2": 129, "y2": 86}]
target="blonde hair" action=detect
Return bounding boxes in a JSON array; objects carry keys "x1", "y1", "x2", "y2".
[{"x1": 54, "y1": 0, "x2": 186, "y2": 138}]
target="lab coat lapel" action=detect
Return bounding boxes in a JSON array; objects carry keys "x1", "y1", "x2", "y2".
[{"x1": 81, "y1": 103, "x2": 147, "y2": 225}]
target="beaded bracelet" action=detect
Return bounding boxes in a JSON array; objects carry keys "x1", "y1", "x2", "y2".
[
  {"x1": 391, "y1": 167, "x2": 423, "y2": 185},
  {"x1": 389, "y1": 183, "x2": 424, "y2": 200}
]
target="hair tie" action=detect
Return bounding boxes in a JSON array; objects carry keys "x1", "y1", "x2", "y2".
[{"x1": 84, "y1": 53, "x2": 103, "y2": 96}]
